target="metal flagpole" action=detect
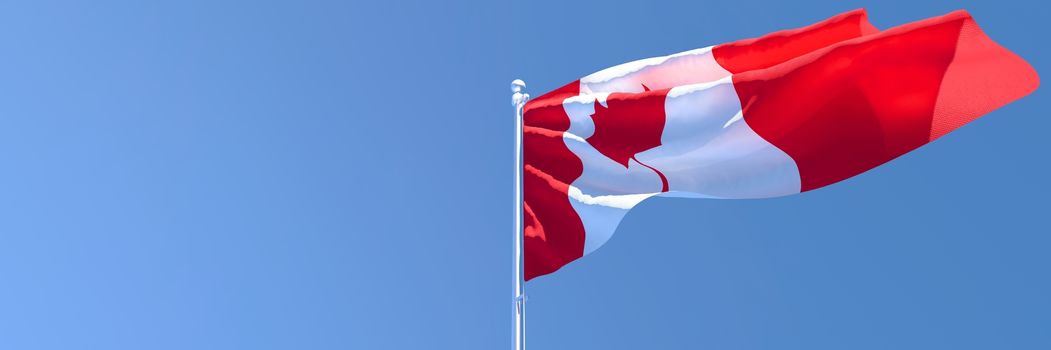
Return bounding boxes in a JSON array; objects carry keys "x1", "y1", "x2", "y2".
[{"x1": 511, "y1": 79, "x2": 529, "y2": 350}]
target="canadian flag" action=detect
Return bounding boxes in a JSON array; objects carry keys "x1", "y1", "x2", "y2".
[{"x1": 522, "y1": 9, "x2": 1038, "y2": 280}]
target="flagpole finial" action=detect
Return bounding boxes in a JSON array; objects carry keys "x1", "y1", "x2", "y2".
[{"x1": 512, "y1": 79, "x2": 529, "y2": 108}]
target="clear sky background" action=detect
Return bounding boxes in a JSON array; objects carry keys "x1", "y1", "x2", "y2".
[{"x1": 0, "y1": 1, "x2": 1047, "y2": 349}]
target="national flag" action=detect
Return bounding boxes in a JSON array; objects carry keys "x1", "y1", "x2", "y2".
[{"x1": 522, "y1": 9, "x2": 1038, "y2": 280}]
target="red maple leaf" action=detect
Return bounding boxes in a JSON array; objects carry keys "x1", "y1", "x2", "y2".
[{"x1": 586, "y1": 85, "x2": 669, "y2": 191}]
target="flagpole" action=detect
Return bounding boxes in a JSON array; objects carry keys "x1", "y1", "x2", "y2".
[{"x1": 511, "y1": 79, "x2": 529, "y2": 350}]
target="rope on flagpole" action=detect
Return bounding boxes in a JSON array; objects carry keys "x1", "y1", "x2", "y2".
[{"x1": 511, "y1": 79, "x2": 529, "y2": 350}]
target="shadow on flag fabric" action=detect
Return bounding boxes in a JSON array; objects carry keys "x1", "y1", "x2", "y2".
[{"x1": 522, "y1": 9, "x2": 1039, "y2": 281}]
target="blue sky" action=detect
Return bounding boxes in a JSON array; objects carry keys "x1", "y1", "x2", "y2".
[{"x1": 0, "y1": 1, "x2": 1047, "y2": 349}]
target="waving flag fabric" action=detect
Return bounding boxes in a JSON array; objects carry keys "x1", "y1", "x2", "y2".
[{"x1": 522, "y1": 9, "x2": 1038, "y2": 281}]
